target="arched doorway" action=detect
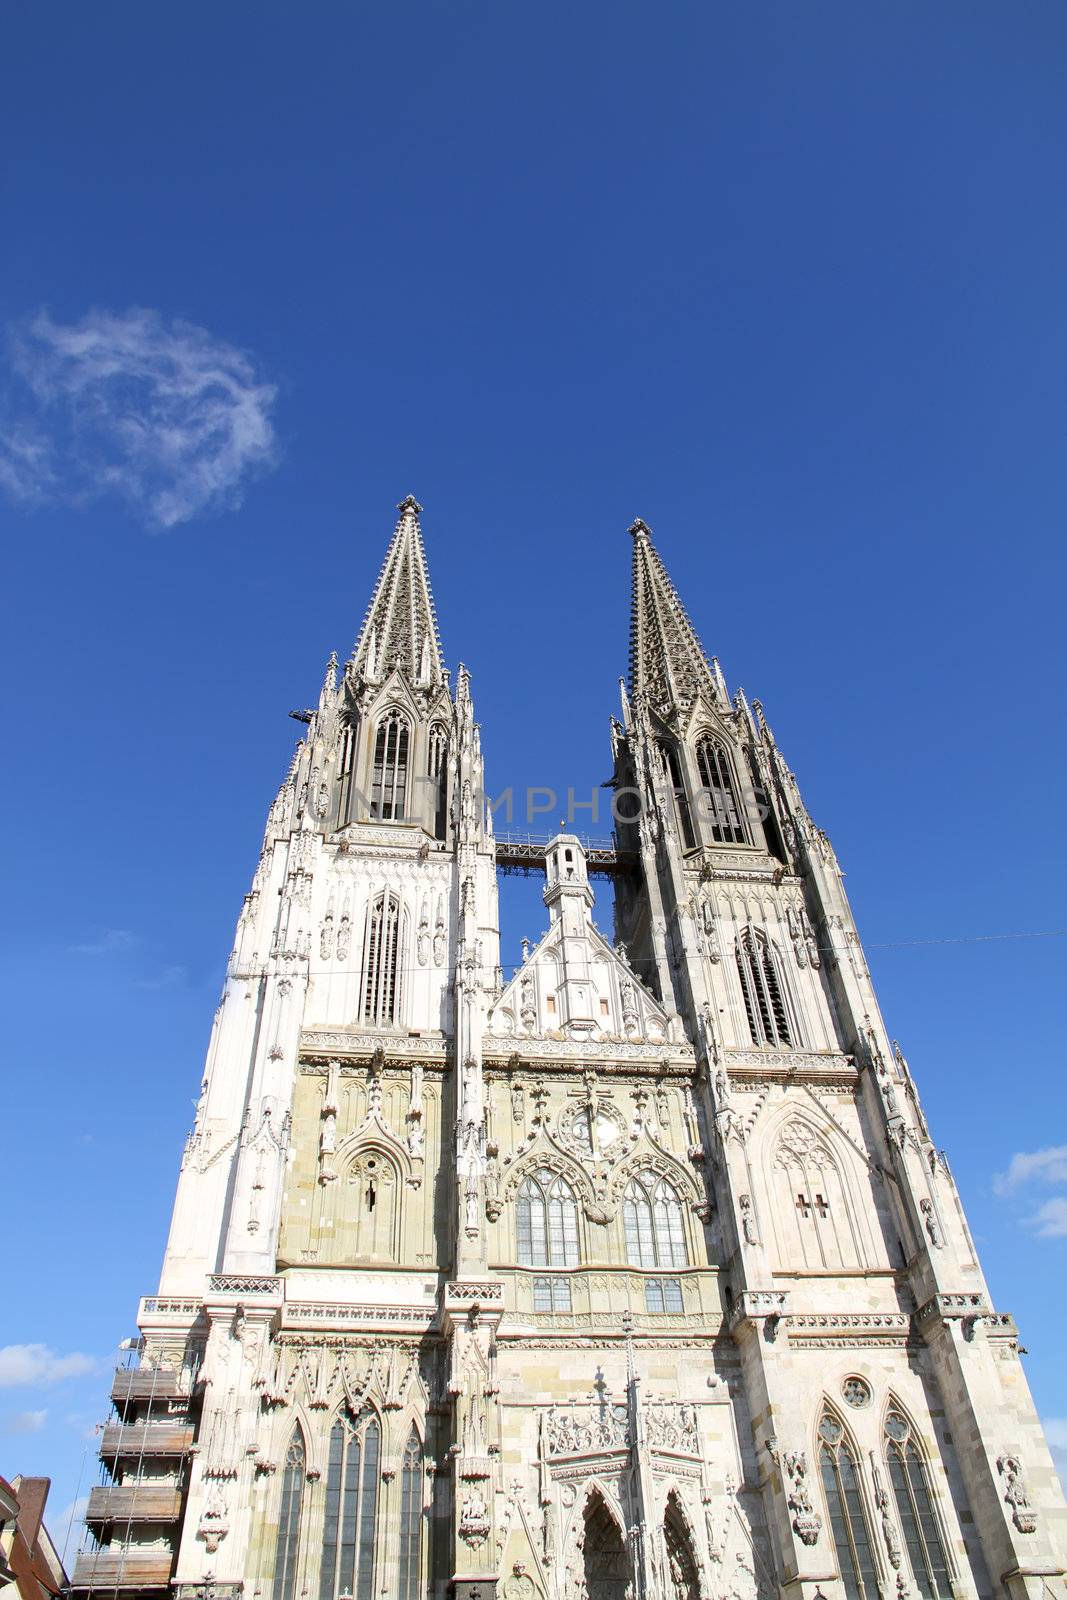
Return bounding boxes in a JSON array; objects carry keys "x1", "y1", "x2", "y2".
[
  {"x1": 582, "y1": 1493, "x2": 630, "y2": 1600},
  {"x1": 663, "y1": 1494, "x2": 700, "y2": 1600}
]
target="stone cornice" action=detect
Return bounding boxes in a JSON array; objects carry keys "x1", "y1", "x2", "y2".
[
  {"x1": 299, "y1": 1028, "x2": 450, "y2": 1063},
  {"x1": 482, "y1": 1033, "x2": 697, "y2": 1072}
]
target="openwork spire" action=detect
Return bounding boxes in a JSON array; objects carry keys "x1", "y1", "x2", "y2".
[
  {"x1": 628, "y1": 518, "x2": 718, "y2": 713},
  {"x1": 350, "y1": 496, "x2": 445, "y2": 687}
]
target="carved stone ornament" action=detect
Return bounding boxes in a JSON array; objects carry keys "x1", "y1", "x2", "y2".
[
  {"x1": 997, "y1": 1453, "x2": 1038, "y2": 1534},
  {"x1": 768, "y1": 1440, "x2": 822, "y2": 1546},
  {"x1": 458, "y1": 1487, "x2": 492, "y2": 1547}
]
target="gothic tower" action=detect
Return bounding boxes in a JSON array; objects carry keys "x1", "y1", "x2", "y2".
[{"x1": 71, "y1": 504, "x2": 1066, "y2": 1600}]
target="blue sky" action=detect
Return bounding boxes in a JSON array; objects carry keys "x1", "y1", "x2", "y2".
[{"x1": 1, "y1": 0, "x2": 1065, "y2": 1549}]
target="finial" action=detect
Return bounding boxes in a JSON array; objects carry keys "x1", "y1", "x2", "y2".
[
  {"x1": 397, "y1": 494, "x2": 423, "y2": 515},
  {"x1": 628, "y1": 518, "x2": 652, "y2": 541}
]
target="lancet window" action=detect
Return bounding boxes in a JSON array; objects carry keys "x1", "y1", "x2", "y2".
[
  {"x1": 336, "y1": 720, "x2": 358, "y2": 824},
  {"x1": 696, "y1": 735, "x2": 747, "y2": 843},
  {"x1": 818, "y1": 1412, "x2": 879, "y2": 1600},
  {"x1": 320, "y1": 1409, "x2": 380, "y2": 1600},
  {"x1": 657, "y1": 741, "x2": 696, "y2": 850},
  {"x1": 623, "y1": 1173, "x2": 688, "y2": 1268},
  {"x1": 272, "y1": 1427, "x2": 305, "y2": 1600},
  {"x1": 371, "y1": 709, "x2": 410, "y2": 820},
  {"x1": 361, "y1": 892, "x2": 402, "y2": 1026},
  {"x1": 397, "y1": 1426, "x2": 424, "y2": 1600},
  {"x1": 736, "y1": 926, "x2": 794, "y2": 1046},
  {"x1": 516, "y1": 1169, "x2": 580, "y2": 1267},
  {"x1": 884, "y1": 1412, "x2": 953, "y2": 1600},
  {"x1": 428, "y1": 722, "x2": 449, "y2": 840}
]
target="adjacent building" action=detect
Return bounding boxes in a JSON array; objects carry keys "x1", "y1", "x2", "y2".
[{"x1": 0, "y1": 1476, "x2": 66, "y2": 1600}]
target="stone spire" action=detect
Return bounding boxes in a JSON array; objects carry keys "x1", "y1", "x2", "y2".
[
  {"x1": 628, "y1": 517, "x2": 721, "y2": 714},
  {"x1": 349, "y1": 495, "x2": 445, "y2": 688}
]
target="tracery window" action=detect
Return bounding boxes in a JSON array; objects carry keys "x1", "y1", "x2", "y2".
[
  {"x1": 371, "y1": 709, "x2": 410, "y2": 820},
  {"x1": 428, "y1": 722, "x2": 449, "y2": 840},
  {"x1": 818, "y1": 1413, "x2": 879, "y2": 1600},
  {"x1": 320, "y1": 1409, "x2": 380, "y2": 1600},
  {"x1": 272, "y1": 1427, "x2": 305, "y2": 1600},
  {"x1": 361, "y1": 892, "x2": 402, "y2": 1026},
  {"x1": 736, "y1": 926, "x2": 794, "y2": 1046},
  {"x1": 657, "y1": 742, "x2": 696, "y2": 850},
  {"x1": 884, "y1": 1412, "x2": 953, "y2": 1600},
  {"x1": 696, "y1": 736, "x2": 747, "y2": 844},
  {"x1": 397, "y1": 1426, "x2": 424, "y2": 1600},
  {"x1": 516, "y1": 1169, "x2": 579, "y2": 1267},
  {"x1": 772, "y1": 1119, "x2": 860, "y2": 1271},
  {"x1": 623, "y1": 1174, "x2": 688, "y2": 1269}
]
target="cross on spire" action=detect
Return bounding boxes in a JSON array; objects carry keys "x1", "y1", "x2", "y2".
[
  {"x1": 628, "y1": 518, "x2": 720, "y2": 715},
  {"x1": 349, "y1": 496, "x2": 445, "y2": 688}
]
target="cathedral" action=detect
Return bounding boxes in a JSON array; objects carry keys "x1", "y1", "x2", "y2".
[{"x1": 72, "y1": 498, "x2": 1067, "y2": 1600}]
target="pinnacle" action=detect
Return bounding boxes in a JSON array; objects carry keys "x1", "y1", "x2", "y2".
[
  {"x1": 628, "y1": 518, "x2": 652, "y2": 541},
  {"x1": 397, "y1": 494, "x2": 423, "y2": 515}
]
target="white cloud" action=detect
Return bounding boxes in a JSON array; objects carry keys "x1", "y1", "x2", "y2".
[
  {"x1": 0, "y1": 1344, "x2": 97, "y2": 1388},
  {"x1": 69, "y1": 927, "x2": 137, "y2": 957},
  {"x1": 994, "y1": 1144, "x2": 1067, "y2": 1196},
  {"x1": 0, "y1": 307, "x2": 277, "y2": 528},
  {"x1": 994, "y1": 1143, "x2": 1067, "y2": 1243},
  {"x1": 1028, "y1": 1198, "x2": 1067, "y2": 1239},
  {"x1": 1, "y1": 1408, "x2": 48, "y2": 1435}
]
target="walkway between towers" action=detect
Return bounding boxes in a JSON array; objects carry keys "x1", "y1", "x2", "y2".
[{"x1": 493, "y1": 830, "x2": 637, "y2": 877}]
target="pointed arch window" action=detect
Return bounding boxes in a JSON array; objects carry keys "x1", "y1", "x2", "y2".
[
  {"x1": 736, "y1": 926, "x2": 794, "y2": 1046},
  {"x1": 371, "y1": 710, "x2": 410, "y2": 820},
  {"x1": 398, "y1": 1426, "x2": 424, "y2": 1600},
  {"x1": 320, "y1": 1409, "x2": 380, "y2": 1600},
  {"x1": 623, "y1": 1174, "x2": 688, "y2": 1268},
  {"x1": 337, "y1": 720, "x2": 358, "y2": 825},
  {"x1": 272, "y1": 1427, "x2": 305, "y2": 1600},
  {"x1": 884, "y1": 1412, "x2": 953, "y2": 1600},
  {"x1": 657, "y1": 742, "x2": 696, "y2": 850},
  {"x1": 516, "y1": 1169, "x2": 580, "y2": 1267},
  {"x1": 428, "y1": 722, "x2": 449, "y2": 841},
  {"x1": 361, "y1": 892, "x2": 402, "y2": 1026},
  {"x1": 696, "y1": 736, "x2": 747, "y2": 844},
  {"x1": 818, "y1": 1413, "x2": 879, "y2": 1600}
]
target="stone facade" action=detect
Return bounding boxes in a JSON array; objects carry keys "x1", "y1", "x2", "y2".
[{"x1": 74, "y1": 499, "x2": 1067, "y2": 1600}]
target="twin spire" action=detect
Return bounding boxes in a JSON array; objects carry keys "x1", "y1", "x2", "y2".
[
  {"x1": 350, "y1": 496, "x2": 445, "y2": 688},
  {"x1": 348, "y1": 500, "x2": 716, "y2": 710},
  {"x1": 628, "y1": 518, "x2": 720, "y2": 714}
]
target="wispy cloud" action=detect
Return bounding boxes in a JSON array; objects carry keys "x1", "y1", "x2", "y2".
[
  {"x1": 0, "y1": 307, "x2": 277, "y2": 528},
  {"x1": 994, "y1": 1143, "x2": 1067, "y2": 1242},
  {"x1": 994, "y1": 1145, "x2": 1067, "y2": 1196},
  {"x1": 1028, "y1": 1198, "x2": 1067, "y2": 1239},
  {"x1": 68, "y1": 927, "x2": 137, "y2": 957},
  {"x1": 1, "y1": 1409, "x2": 48, "y2": 1434},
  {"x1": 136, "y1": 963, "x2": 189, "y2": 991},
  {"x1": 0, "y1": 1344, "x2": 97, "y2": 1387}
]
